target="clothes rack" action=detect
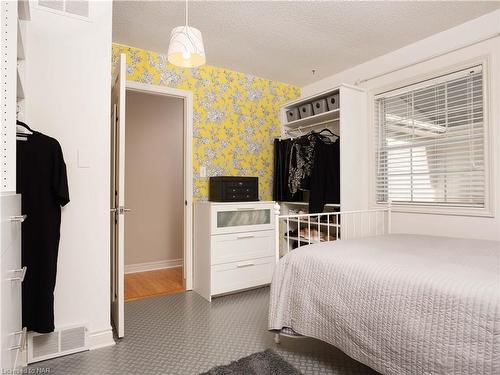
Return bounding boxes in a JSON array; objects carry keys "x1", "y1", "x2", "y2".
[
  {"x1": 283, "y1": 118, "x2": 339, "y2": 137},
  {"x1": 274, "y1": 128, "x2": 340, "y2": 213}
]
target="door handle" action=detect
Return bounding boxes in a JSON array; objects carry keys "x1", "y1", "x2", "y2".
[
  {"x1": 236, "y1": 207, "x2": 256, "y2": 211},
  {"x1": 118, "y1": 206, "x2": 131, "y2": 214},
  {"x1": 8, "y1": 266, "x2": 27, "y2": 282},
  {"x1": 9, "y1": 215, "x2": 27, "y2": 223},
  {"x1": 111, "y1": 207, "x2": 131, "y2": 214}
]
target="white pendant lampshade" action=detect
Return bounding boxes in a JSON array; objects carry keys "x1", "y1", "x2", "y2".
[
  {"x1": 167, "y1": 25, "x2": 206, "y2": 68},
  {"x1": 167, "y1": 0, "x2": 206, "y2": 68}
]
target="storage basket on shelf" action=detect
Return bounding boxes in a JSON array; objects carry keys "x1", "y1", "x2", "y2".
[
  {"x1": 299, "y1": 103, "x2": 313, "y2": 119},
  {"x1": 286, "y1": 107, "x2": 299, "y2": 123},
  {"x1": 312, "y1": 99, "x2": 328, "y2": 115},
  {"x1": 327, "y1": 94, "x2": 339, "y2": 111}
]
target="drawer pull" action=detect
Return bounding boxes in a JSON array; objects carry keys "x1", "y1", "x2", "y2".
[
  {"x1": 236, "y1": 262, "x2": 255, "y2": 268},
  {"x1": 236, "y1": 234, "x2": 255, "y2": 239},
  {"x1": 236, "y1": 207, "x2": 256, "y2": 211},
  {"x1": 9, "y1": 327, "x2": 27, "y2": 351},
  {"x1": 9, "y1": 214, "x2": 27, "y2": 223},
  {"x1": 9, "y1": 266, "x2": 27, "y2": 282}
]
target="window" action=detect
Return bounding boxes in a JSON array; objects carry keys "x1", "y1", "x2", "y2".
[
  {"x1": 375, "y1": 65, "x2": 487, "y2": 211},
  {"x1": 38, "y1": 1, "x2": 90, "y2": 19}
]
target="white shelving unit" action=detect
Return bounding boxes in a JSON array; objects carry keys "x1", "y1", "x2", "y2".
[
  {"x1": 277, "y1": 84, "x2": 369, "y2": 253},
  {"x1": 0, "y1": 2, "x2": 31, "y2": 372},
  {"x1": 1, "y1": 0, "x2": 30, "y2": 193}
]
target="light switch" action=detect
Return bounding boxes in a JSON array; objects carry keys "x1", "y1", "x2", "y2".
[
  {"x1": 77, "y1": 148, "x2": 91, "y2": 168},
  {"x1": 200, "y1": 166, "x2": 206, "y2": 178}
]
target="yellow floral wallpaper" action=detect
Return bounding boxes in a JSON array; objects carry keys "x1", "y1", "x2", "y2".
[{"x1": 112, "y1": 43, "x2": 300, "y2": 201}]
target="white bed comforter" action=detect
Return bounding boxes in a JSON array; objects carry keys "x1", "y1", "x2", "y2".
[{"x1": 269, "y1": 234, "x2": 500, "y2": 375}]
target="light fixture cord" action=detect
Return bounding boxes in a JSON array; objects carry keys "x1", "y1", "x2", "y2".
[{"x1": 185, "y1": 0, "x2": 188, "y2": 26}]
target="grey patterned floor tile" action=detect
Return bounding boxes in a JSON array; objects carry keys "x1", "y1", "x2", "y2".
[{"x1": 29, "y1": 288, "x2": 377, "y2": 374}]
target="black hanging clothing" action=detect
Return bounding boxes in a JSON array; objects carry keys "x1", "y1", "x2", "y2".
[
  {"x1": 273, "y1": 139, "x2": 303, "y2": 202},
  {"x1": 17, "y1": 131, "x2": 69, "y2": 333},
  {"x1": 288, "y1": 136, "x2": 317, "y2": 194},
  {"x1": 309, "y1": 138, "x2": 340, "y2": 214}
]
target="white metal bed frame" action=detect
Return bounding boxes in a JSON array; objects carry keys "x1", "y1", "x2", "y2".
[
  {"x1": 275, "y1": 204, "x2": 392, "y2": 258},
  {"x1": 273, "y1": 204, "x2": 392, "y2": 343}
]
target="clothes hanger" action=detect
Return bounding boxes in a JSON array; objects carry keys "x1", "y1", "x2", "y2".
[
  {"x1": 316, "y1": 128, "x2": 339, "y2": 138},
  {"x1": 16, "y1": 120, "x2": 34, "y2": 135}
]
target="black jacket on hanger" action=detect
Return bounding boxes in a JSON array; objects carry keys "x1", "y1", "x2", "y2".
[
  {"x1": 17, "y1": 130, "x2": 69, "y2": 333},
  {"x1": 273, "y1": 138, "x2": 303, "y2": 202}
]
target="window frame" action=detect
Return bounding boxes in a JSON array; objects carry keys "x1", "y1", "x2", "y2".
[{"x1": 369, "y1": 57, "x2": 494, "y2": 217}]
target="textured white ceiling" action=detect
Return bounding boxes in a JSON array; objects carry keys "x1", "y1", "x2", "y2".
[{"x1": 112, "y1": 1, "x2": 500, "y2": 86}]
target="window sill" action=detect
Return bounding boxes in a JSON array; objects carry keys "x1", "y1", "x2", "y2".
[{"x1": 374, "y1": 202, "x2": 494, "y2": 218}]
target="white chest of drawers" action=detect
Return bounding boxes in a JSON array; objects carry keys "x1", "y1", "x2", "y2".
[{"x1": 194, "y1": 201, "x2": 277, "y2": 301}]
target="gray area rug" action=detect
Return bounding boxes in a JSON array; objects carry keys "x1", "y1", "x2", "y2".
[{"x1": 201, "y1": 349, "x2": 302, "y2": 375}]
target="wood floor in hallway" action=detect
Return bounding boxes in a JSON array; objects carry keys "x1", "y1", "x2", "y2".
[{"x1": 125, "y1": 267, "x2": 185, "y2": 302}]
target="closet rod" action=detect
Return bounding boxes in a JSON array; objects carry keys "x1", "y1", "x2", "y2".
[
  {"x1": 355, "y1": 32, "x2": 500, "y2": 85},
  {"x1": 285, "y1": 118, "x2": 339, "y2": 134}
]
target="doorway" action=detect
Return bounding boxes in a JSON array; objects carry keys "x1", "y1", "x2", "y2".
[
  {"x1": 111, "y1": 54, "x2": 194, "y2": 338},
  {"x1": 123, "y1": 90, "x2": 185, "y2": 302}
]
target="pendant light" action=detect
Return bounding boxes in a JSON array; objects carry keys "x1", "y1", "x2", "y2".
[{"x1": 167, "y1": 0, "x2": 206, "y2": 68}]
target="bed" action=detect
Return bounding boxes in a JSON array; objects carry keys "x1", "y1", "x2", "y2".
[{"x1": 269, "y1": 210, "x2": 500, "y2": 375}]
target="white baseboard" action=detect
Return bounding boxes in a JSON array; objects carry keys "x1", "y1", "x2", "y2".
[
  {"x1": 88, "y1": 329, "x2": 115, "y2": 350},
  {"x1": 124, "y1": 259, "x2": 182, "y2": 274}
]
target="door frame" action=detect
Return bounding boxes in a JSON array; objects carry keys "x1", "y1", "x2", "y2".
[{"x1": 122, "y1": 80, "x2": 194, "y2": 291}]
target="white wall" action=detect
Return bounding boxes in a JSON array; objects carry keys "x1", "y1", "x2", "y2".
[
  {"x1": 25, "y1": 2, "x2": 114, "y2": 348},
  {"x1": 303, "y1": 10, "x2": 500, "y2": 241},
  {"x1": 125, "y1": 91, "x2": 184, "y2": 267}
]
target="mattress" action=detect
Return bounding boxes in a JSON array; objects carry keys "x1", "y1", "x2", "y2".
[{"x1": 268, "y1": 234, "x2": 500, "y2": 375}]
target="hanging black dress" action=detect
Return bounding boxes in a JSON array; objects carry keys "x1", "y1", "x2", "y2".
[
  {"x1": 17, "y1": 131, "x2": 70, "y2": 333},
  {"x1": 309, "y1": 138, "x2": 340, "y2": 214}
]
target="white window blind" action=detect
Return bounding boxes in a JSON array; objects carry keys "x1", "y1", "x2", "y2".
[{"x1": 375, "y1": 65, "x2": 485, "y2": 208}]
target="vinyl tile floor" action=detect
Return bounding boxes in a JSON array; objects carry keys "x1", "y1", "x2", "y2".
[{"x1": 29, "y1": 287, "x2": 378, "y2": 375}]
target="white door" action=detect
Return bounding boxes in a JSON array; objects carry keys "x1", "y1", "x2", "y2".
[{"x1": 111, "y1": 53, "x2": 127, "y2": 338}]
